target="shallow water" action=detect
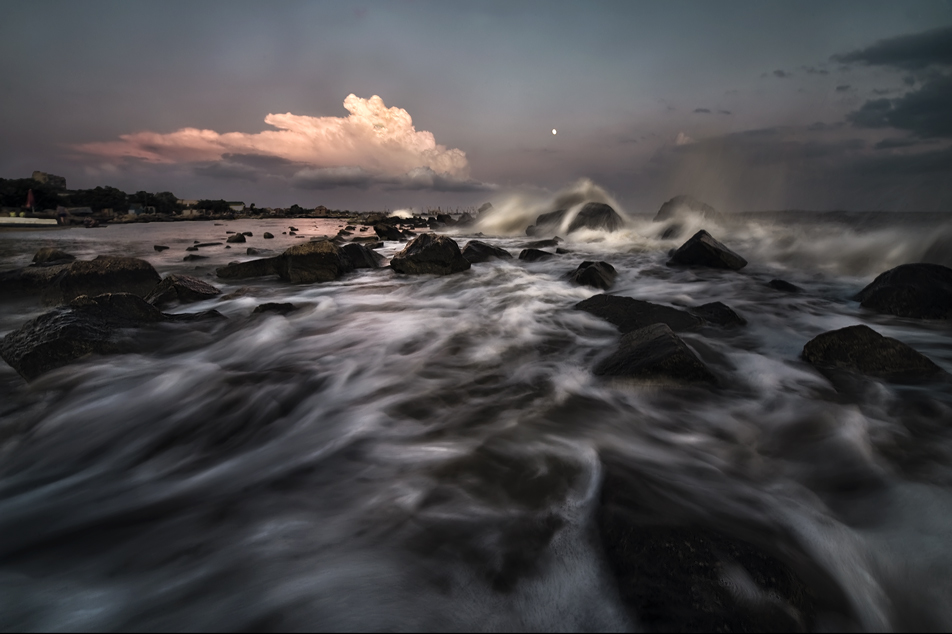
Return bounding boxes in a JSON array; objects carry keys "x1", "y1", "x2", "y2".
[{"x1": 1, "y1": 199, "x2": 951, "y2": 631}]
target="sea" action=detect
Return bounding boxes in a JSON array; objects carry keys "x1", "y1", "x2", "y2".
[{"x1": 0, "y1": 181, "x2": 951, "y2": 631}]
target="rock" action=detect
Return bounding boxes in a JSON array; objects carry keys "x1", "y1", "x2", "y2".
[
  {"x1": 374, "y1": 223, "x2": 404, "y2": 241},
  {"x1": 186, "y1": 246, "x2": 199, "y2": 252},
  {"x1": 0, "y1": 264, "x2": 72, "y2": 296},
  {"x1": 341, "y1": 242, "x2": 385, "y2": 269},
  {"x1": 32, "y1": 248, "x2": 76, "y2": 266},
  {"x1": 520, "y1": 238, "x2": 562, "y2": 249},
  {"x1": 518, "y1": 248, "x2": 555, "y2": 262},
  {"x1": 344, "y1": 226, "x2": 356, "y2": 231},
  {"x1": 768, "y1": 279, "x2": 802, "y2": 293},
  {"x1": 436, "y1": 214, "x2": 456, "y2": 226},
  {"x1": 253, "y1": 303, "x2": 299, "y2": 316},
  {"x1": 183, "y1": 255, "x2": 208, "y2": 261},
  {"x1": 660, "y1": 224, "x2": 683, "y2": 240},
  {"x1": 477, "y1": 202, "x2": 493, "y2": 216},
  {"x1": 390, "y1": 234, "x2": 471, "y2": 275},
  {"x1": 654, "y1": 195, "x2": 720, "y2": 222},
  {"x1": 854, "y1": 263, "x2": 952, "y2": 319},
  {"x1": 575, "y1": 294, "x2": 702, "y2": 333},
  {"x1": 263, "y1": 232, "x2": 274, "y2": 239},
  {"x1": 690, "y1": 301, "x2": 747, "y2": 327},
  {"x1": 226, "y1": 233, "x2": 246, "y2": 244},
  {"x1": 288, "y1": 231, "x2": 296, "y2": 236},
  {"x1": 570, "y1": 261, "x2": 617, "y2": 290},
  {"x1": 802, "y1": 324, "x2": 947, "y2": 382},
  {"x1": 242, "y1": 232, "x2": 253, "y2": 237},
  {"x1": 274, "y1": 240, "x2": 353, "y2": 283},
  {"x1": 145, "y1": 274, "x2": 221, "y2": 307},
  {"x1": 153, "y1": 245, "x2": 170, "y2": 252},
  {"x1": 526, "y1": 209, "x2": 567, "y2": 236},
  {"x1": 667, "y1": 230, "x2": 748, "y2": 270},
  {"x1": 461, "y1": 240, "x2": 513, "y2": 264},
  {"x1": 216, "y1": 257, "x2": 279, "y2": 280},
  {"x1": 594, "y1": 323, "x2": 717, "y2": 384},
  {"x1": 289, "y1": 226, "x2": 298, "y2": 232},
  {"x1": 567, "y1": 202, "x2": 624, "y2": 233},
  {"x1": 195, "y1": 242, "x2": 223, "y2": 248},
  {"x1": 44, "y1": 256, "x2": 161, "y2": 304},
  {"x1": 456, "y1": 212, "x2": 475, "y2": 227},
  {"x1": 247, "y1": 248, "x2": 261, "y2": 256}
]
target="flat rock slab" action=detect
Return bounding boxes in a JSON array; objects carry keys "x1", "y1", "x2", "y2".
[
  {"x1": 461, "y1": 240, "x2": 513, "y2": 264},
  {"x1": 390, "y1": 234, "x2": 471, "y2": 275},
  {"x1": 576, "y1": 294, "x2": 702, "y2": 333},
  {"x1": 802, "y1": 324, "x2": 947, "y2": 382},
  {"x1": 570, "y1": 261, "x2": 617, "y2": 290},
  {"x1": 145, "y1": 274, "x2": 222, "y2": 307},
  {"x1": 667, "y1": 230, "x2": 747, "y2": 270},
  {"x1": 855, "y1": 263, "x2": 952, "y2": 319},
  {"x1": 594, "y1": 323, "x2": 717, "y2": 385}
]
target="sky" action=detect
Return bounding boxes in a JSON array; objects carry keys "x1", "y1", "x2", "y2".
[{"x1": 1, "y1": 0, "x2": 951, "y2": 213}]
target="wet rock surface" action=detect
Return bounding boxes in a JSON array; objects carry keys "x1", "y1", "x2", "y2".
[
  {"x1": 390, "y1": 234, "x2": 471, "y2": 275},
  {"x1": 576, "y1": 294, "x2": 703, "y2": 333},
  {"x1": 768, "y1": 279, "x2": 803, "y2": 293},
  {"x1": 690, "y1": 301, "x2": 747, "y2": 327},
  {"x1": 855, "y1": 263, "x2": 952, "y2": 319},
  {"x1": 567, "y1": 202, "x2": 624, "y2": 233},
  {"x1": 226, "y1": 233, "x2": 246, "y2": 244},
  {"x1": 274, "y1": 240, "x2": 353, "y2": 283},
  {"x1": 461, "y1": 240, "x2": 513, "y2": 264},
  {"x1": 667, "y1": 230, "x2": 748, "y2": 271},
  {"x1": 519, "y1": 248, "x2": 556, "y2": 262},
  {"x1": 653, "y1": 195, "x2": 720, "y2": 222},
  {"x1": 44, "y1": 256, "x2": 162, "y2": 304},
  {"x1": 802, "y1": 324, "x2": 947, "y2": 383},
  {"x1": 569, "y1": 261, "x2": 617, "y2": 290},
  {"x1": 253, "y1": 302, "x2": 299, "y2": 315},
  {"x1": 32, "y1": 248, "x2": 76, "y2": 266},
  {"x1": 341, "y1": 242, "x2": 385, "y2": 269},
  {"x1": 145, "y1": 274, "x2": 222, "y2": 307},
  {"x1": 373, "y1": 223, "x2": 405, "y2": 241},
  {"x1": 594, "y1": 323, "x2": 717, "y2": 385}
]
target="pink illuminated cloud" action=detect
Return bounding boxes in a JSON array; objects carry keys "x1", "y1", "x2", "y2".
[{"x1": 76, "y1": 94, "x2": 470, "y2": 178}]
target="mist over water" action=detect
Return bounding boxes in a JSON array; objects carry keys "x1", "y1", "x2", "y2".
[{"x1": 1, "y1": 184, "x2": 951, "y2": 630}]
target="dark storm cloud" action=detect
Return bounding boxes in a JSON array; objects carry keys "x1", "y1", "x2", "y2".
[
  {"x1": 847, "y1": 74, "x2": 952, "y2": 138},
  {"x1": 835, "y1": 84, "x2": 852, "y2": 92},
  {"x1": 291, "y1": 166, "x2": 496, "y2": 193},
  {"x1": 802, "y1": 66, "x2": 830, "y2": 75},
  {"x1": 693, "y1": 108, "x2": 712, "y2": 114},
  {"x1": 874, "y1": 137, "x2": 921, "y2": 150},
  {"x1": 718, "y1": 109, "x2": 732, "y2": 115},
  {"x1": 833, "y1": 25, "x2": 952, "y2": 70},
  {"x1": 773, "y1": 69, "x2": 792, "y2": 78}
]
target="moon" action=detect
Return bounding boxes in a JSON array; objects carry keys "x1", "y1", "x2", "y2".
[{"x1": 552, "y1": 129, "x2": 557, "y2": 135}]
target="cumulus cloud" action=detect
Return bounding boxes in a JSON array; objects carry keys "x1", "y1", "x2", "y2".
[
  {"x1": 77, "y1": 94, "x2": 471, "y2": 178},
  {"x1": 833, "y1": 25, "x2": 952, "y2": 70}
]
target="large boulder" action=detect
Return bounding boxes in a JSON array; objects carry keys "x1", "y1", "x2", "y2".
[
  {"x1": 45, "y1": 256, "x2": 161, "y2": 304},
  {"x1": 340, "y1": 242, "x2": 385, "y2": 269},
  {"x1": 274, "y1": 240, "x2": 353, "y2": 283},
  {"x1": 594, "y1": 323, "x2": 716, "y2": 385},
  {"x1": 374, "y1": 223, "x2": 404, "y2": 241},
  {"x1": 667, "y1": 230, "x2": 748, "y2": 270},
  {"x1": 567, "y1": 202, "x2": 624, "y2": 233},
  {"x1": 690, "y1": 301, "x2": 747, "y2": 327},
  {"x1": 0, "y1": 264, "x2": 72, "y2": 296},
  {"x1": 802, "y1": 324, "x2": 947, "y2": 382},
  {"x1": 32, "y1": 247, "x2": 76, "y2": 266},
  {"x1": 654, "y1": 195, "x2": 719, "y2": 222},
  {"x1": 390, "y1": 234, "x2": 471, "y2": 275},
  {"x1": 854, "y1": 263, "x2": 952, "y2": 319},
  {"x1": 525, "y1": 209, "x2": 567, "y2": 236},
  {"x1": 569, "y1": 261, "x2": 617, "y2": 290},
  {"x1": 226, "y1": 233, "x2": 246, "y2": 244},
  {"x1": 461, "y1": 240, "x2": 513, "y2": 264},
  {"x1": 145, "y1": 274, "x2": 222, "y2": 307},
  {"x1": 216, "y1": 257, "x2": 279, "y2": 280},
  {"x1": 518, "y1": 248, "x2": 556, "y2": 262},
  {"x1": 0, "y1": 293, "x2": 222, "y2": 381},
  {"x1": 575, "y1": 294, "x2": 702, "y2": 333}
]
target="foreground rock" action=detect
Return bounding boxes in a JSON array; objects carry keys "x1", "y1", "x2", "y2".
[
  {"x1": 226, "y1": 233, "x2": 246, "y2": 244},
  {"x1": 373, "y1": 223, "x2": 404, "y2": 241},
  {"x1": 32, "y1": 248, "x2": 76, "y2": 266},
  {"x1": 390, "y1": 234, "x2": 471, "y2": 275},
  {"x1": 253, "y1": 302, "x2": 299, "y2": 315},
  {"x1": 667, "y1": 230, "x2": 748, "y2": 270},
  {"x1": 802, "y1": 324, "x2": 947, "y2": 382},
  {"x1": 854, "y1": 263, "x2": 952, "y2": 319},
  {"x1": 216, "y1": 240, "x2": 352, "y2": 283},
  {"x1": 0, "y1": 293, "x2": 223, "y2": 381},
  {"x1": 526, "y1": 202, "x2": 624, "y2": 236},
  {"x1": 145, "y1": 274, "x2": 222, "y2": 307},
  {"x1": 461, "y1": 240, "x2": 513, "y2": 264},
  {"x1": 768, "y1": 279, "x2": 802, "y2": 293},
  {"x1": 576, "y1": 294, "x2": 702, "y2": 333},
  {"x1": 594, "y1": 323, "x2": 716, "y2": 385},
  {"x1": 570, "y1": 261, "x2": 617, "y2": 290},
  {"x1": 690, "y1": 301, "x2": 747, "y2": 327},
  {"x1": 653, "y1": 194, "x2": 720, "y2": 222},
  {"x1": 215, "y1": 257, "x2": 278, "y2": 280},
  {"x1": 0, "y1": 264, "x2": 72, "y2": 296},
  {"x1": 340, "y1": 243, "x2": 385, "y2": 269},
  {"x1": 46, "y1": 256, "x2": 161, "y2": 304}
]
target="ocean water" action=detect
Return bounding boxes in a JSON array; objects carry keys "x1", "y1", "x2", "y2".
[{"x1": 0, "y1": 186, "x2": 951, "y2": 631}]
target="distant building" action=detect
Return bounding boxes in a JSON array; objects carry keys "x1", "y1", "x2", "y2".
[
  {"x1": 66, "y1": 207, "x2": 94, "y2": 216},
  {"x1": 228, "y1": 201, "x2": 246, "y2": 212},
  {"x1": 33, "y1": 171, "x2": 67, "y2": 191},
  {"x1": 182, "y1": 209, "x2": 205, "y2": 218},
  {"x1": 177, "y1": 199, "x2": 199, "y2": 208}
]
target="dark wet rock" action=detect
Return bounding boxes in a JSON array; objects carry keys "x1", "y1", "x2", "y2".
[
  {"x1": 253, "y1": 302, "x2": 299, "y2": 316},
  {"x1": 225, "y1": 231, "x2": 235, "y2": 234},
  {"x1": 195, "y1": 242, "x2": 223, "y2": 248},
  {"x1": 226, "y1": 233, "x2": 246, "y2": 244},
  {"x1": 527, "y1": 209, "x2": 567, "y2": 237},
  {"x1": 461, "y1": 240, "x2": 513, "y2": 264},
  {"x1": 660, "y1": 224, "x2": 682, "y2": 240},
  {"x1": 288, "y1": 226, "x2": 298, "y2": 232},
  {"x1": 341, "y1": 242, "x2": 385, "y2": 269},
  {"x1": 802, "y1": 324, "x2": 947, "y2": 383},
  {"x1": 216, "y1": 257, "x2": 279, "y2": 280},
  {"x1": 654, "y1": 194, "x2": 720, "y2": 222},
  {"x1": 521, "y1": 238, "x2": 562, "y2": 249},
  {"x1": 436, "y1": 214, "x2": 456, "y2": 226},
  {"x1": 854, "y1": 263, "x2": 952, "y2": 319},
  {"x1": 575, "y1": 294, "x2": 702, "y2": 333},
  {"x1": 32, "y1": 248, "x2": 76, "y2": 266},
  {"x1": 555, "y1": 247, "x2": 572, "y2": 254},
  {"x1": 274, "y1": 240, "x2": 353, "y2": 283},
  {"x1": 288, "y1": 231, "x2": 296, "y2": 236},
  {"x1": 0, "y1": 293, "x2": 221, "y2": 381},
  {"x1": 218, "y1": 287, "x2": 255, "y2": 300},
  {"x1": 374, "y1": 223, "x2": 404, "y2": 241},
  {"x1": 594, "y1": 323, "x2": 717, "y2": 384},
  {"x1": 242, "y1": 232, "x2": 253, "y2": 237},
  {"x1": 570, "y1": 261, "x2": 617, "y2": 290},
  {"x1": 344, "y1": 225, "x2": 356, "y2": 231},
  {"x1": 690, "y1": 301, "x2": 747, "y2": 327},
  {"x1": 457, "y1": 213, "x2": 475, "y2": 227},
  {"x1": 45, "y1": 256, "x2": 161, "y2": 304},
  {"x1": 153, "y1": 245, "x2": 170, "y2": 252},
  {"x1": 263, "y1": 232, "x2": 274, "y2": 239},
  {"x1": 246, "y1": 248, "x2": 261, "y2": 256},
  {"x1": 568, "y1": 202, "x2": 624, "y2": 233},
  {"x1": 145, "y1": 274, "x2": 221, "y2": 307},
  {"x1": 518, "y1": 248, "x2": 556, "y2": 262},
  {"x1": 186, "y1": 246, "x2": 199, "y2": 252},
  {"x1": 667, "y1": 230, "x2": 748, "y2": 270},
  {"x1": 0, "y1": 264, "x2": 71, "y2": 296},
  {"x1": 391, "y1": 234, "x2": 471, "y2": 275},
  {"x1": 768, "y1": 279, "x2": 802, "y2": 293},
  {"x1": 183, "y1": 254, "x2": 208, "y2": 262}
]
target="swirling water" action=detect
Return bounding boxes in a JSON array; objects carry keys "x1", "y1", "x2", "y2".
[{"x1": 1, "y1": 198, "x2": 951, "y2": 631}]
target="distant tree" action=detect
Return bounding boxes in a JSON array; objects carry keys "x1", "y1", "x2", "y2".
[
  {"x1": 196, "y1": 199, "x2": 232, "y2": 214},
  {"x1": 70, "y1": 186, "x2": 129, "y2": 212},
  {"x1": 0, "y1": 178, "x2": 61, "y2": 210},
  {"x1": 288, "y1": 204, "x2": 306, "y2": 216}
]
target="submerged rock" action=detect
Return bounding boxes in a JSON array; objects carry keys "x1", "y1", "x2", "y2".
[
  {"x1": 461, "y1": 240, "x2": 513, "y2": 264},
  {"x1": 654, "y1": 195, "x2": 720, "y2": 222},
  {"x1": 145, "y1": 274, "x2": 222, "y2": 307},
  {"x1": 690, "y1": 301, "x2": 747, "y2": 327},
  {"x1": 153, "y1": 245, "x2": 170, "y2": 252},
  {"x1": 518, "y1": 248, "x2": 556, "y2": 262},
  {"x1": 341, "y1": 242, "x2": 385, "y2": 269},
  {"x1": 667, "y1": 230, "x2": 748, "y2": 270},
  {"x1": 32, "y1": 247, "x2": 76, "y2": 266},
  {"x1": 390, "y1": 234, "x2": 471, "y2": 275},
  {"x1": 768, "y1": 279, "x2": 802, "y2": 293},
  {"x1": 854, "y1": 263, "x2": 952, "y2": 319},
  {"x1": 594, "y1": 323, "x2": 716, "y2": 385},
  {"x1": 569, "y1": 261, "x2": 617, "y2": 290},
  {"x1": 802, "y1": 324, "x2": 947, "y2": 382},
  {"x1": 45, "y1": 256, "x2": 161, "y2": 304},
  {"x1": 575, "y1": 294, "x2": 702, "y2": 333},
  {"x1": 253, "y1": 302, "x2": 299, "y2": 316},
  {"x1": 520, "y1": 238, "x2": 562, "y2": 249}
]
